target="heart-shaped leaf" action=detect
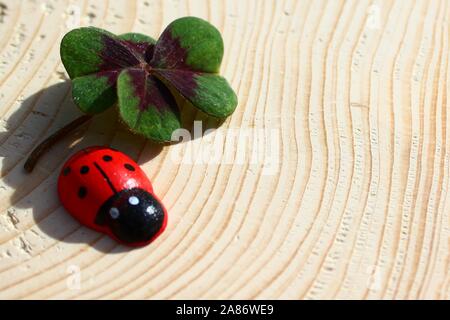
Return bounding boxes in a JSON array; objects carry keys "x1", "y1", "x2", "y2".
[
  {"x1": 150, "y1": 16, "x2": 224, "y2": 73},
  {"x1": 61, "y1": 27, "x2": 143, "y2": 78},
  {"x1": 117, "y1": 68, "x2": 181, "y2": 142},
  {"x1": 155, "y1": 70, "x2": 237, "y2": 117}
]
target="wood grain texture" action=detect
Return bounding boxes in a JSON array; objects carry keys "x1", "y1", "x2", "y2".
[{"x1": 0, "y1": 0, "x2": 449, "y2": 299}]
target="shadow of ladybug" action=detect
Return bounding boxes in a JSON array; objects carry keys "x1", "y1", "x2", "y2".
[{"x1": 58, "y1": 146, "x2": 167, "y2": 247}]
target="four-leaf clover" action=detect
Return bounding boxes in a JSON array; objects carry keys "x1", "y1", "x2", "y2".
[{"x1": 60, "y1": 16, "x2": 238, "y2": 142}]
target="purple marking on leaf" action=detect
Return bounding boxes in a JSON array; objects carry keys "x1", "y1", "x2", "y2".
[
  {"x1": 156, "y1": 69, "x2": 198, "y2": 98},
  {"x1": 126, "y1": 68, "x2": 177, "y2": 113},
  {"x1": 95, "y1": 70, "x2": 120, "y2": 86},
  {"x1": 126, "y1": 68, "x2": 146, "y2": 110},
  {"x1": 99, "y1": 35, "x2": 141, "y2": 70},
  {"x1": 147, "y1": 77, "x2": 177, "y2": 112},
  {"x1": 144, "y1": 45, "x2": 154, "y2": 63},
  {"x1": 121, "y1": 40, "x2": 155, "y2": 61},
  {"x1": 150, "y1": 29, "x2": 189, "y2": 70}
]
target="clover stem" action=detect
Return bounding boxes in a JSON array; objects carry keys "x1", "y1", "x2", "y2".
[{"x1": 24, "y1": 114, "x2": 93, "y2": 173}]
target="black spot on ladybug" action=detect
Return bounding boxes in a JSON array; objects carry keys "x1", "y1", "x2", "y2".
[
  {"x1": 80, "y1": 165, "x2": 89, "y2": 174},
  {"x1": 63, "y1": 167, "x2": 71, "y2": 176},
  {"x1": 78, "y1": 186, "x2": 87, "y2": 198},
  {"x1": 103, "y1": 155, "x2": 112, "y2": 162},
  {"x1": 124, "y1": 163, "x2": 135, "y2": 171}
]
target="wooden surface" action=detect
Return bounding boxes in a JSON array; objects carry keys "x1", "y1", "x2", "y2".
[{"x1": 0, "y1": 0, "x2": 449, "y2": 300}]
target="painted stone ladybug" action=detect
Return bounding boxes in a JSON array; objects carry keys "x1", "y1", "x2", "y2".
[{"x1": 57, "y1": 146, "x2": 167, "y2": 247}]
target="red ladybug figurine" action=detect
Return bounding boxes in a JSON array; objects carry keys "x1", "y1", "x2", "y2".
[{"x1": 57, "y1": 146, "x2": 167, "y2": 247}]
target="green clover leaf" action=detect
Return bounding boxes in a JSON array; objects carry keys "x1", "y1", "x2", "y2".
[{"x1": 60, "y1": 16, "x2": 238, "y2": 142}]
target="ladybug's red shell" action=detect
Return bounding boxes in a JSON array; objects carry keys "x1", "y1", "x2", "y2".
[{"x1": 58, "y1": 146, "x2": 167, "y2": 247}]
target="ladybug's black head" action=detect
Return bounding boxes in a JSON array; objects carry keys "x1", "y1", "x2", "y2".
[{"x1": 95, "y1": 188, "x2": 165, "y2": 245}]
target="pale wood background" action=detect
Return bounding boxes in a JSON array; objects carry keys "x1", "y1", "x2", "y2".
[{"x1": 0, "y1": 0, "x2": 448, "y2": 299}]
